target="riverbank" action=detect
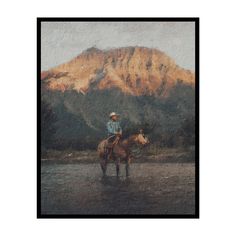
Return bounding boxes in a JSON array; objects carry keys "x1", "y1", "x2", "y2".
[{"x1": 41, "y1": 146, "x2": 195, "y2": 163}]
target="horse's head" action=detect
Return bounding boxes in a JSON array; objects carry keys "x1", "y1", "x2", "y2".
[{"x1": 134, "y1": 130, "x2": 150, "y2": 146}]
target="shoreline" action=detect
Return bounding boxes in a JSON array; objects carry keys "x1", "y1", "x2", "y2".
[{"x1": 41, "y1": 147, "x2": 195, "y2": 164}]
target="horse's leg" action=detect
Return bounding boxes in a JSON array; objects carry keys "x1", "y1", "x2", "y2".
[
  {"x1": 100, "y1": 160, "x2": 105, "y2": 175},
  {"x1": 126, "y1": 156, "x2": 131, "y2": 177},
  {"x1": 100, "y1": 152, "x2": 108, "y2": 176},
  {"x1": 115, "y1": 156, "x2": 120, "y2": 177},
  {"x1": 101, "y1": 159, "x2": 108, "y2": 176}
]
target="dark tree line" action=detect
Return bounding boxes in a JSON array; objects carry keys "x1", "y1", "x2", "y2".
[
  {"x1": 41, "y1": 81, "x2": 195, "y2": 150},
  {"x1": 41, "y1": 100, "x2": 57, "y2": 149}
]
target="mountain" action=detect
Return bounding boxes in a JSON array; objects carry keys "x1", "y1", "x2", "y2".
[
  {"x1": 41, "y1": 47, "x2": 195, "y2": 150},
  {"x1": 41, "y1": 46, "x2": 194, "y2": 96}
]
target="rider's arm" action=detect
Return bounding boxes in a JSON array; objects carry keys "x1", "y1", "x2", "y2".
[
  {"x1": 107, "y1": 121, "x2": 115, "y2": 135},
  {"x1": 118, "y1": 122, "x2": 122, "y2": 135}
]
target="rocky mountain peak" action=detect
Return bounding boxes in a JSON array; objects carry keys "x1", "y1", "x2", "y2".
[{"x1": 41, "y1": 46, "x2": 194, "y2": 96}]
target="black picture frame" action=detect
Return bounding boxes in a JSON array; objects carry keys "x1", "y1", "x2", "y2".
[{"x1": 37, "y1": 17, "x2": 199, "y2": 219}]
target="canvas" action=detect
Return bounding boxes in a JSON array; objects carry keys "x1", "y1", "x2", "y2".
[{"x1": 37, "y1": 18, "x2": 199, "y2": 218}]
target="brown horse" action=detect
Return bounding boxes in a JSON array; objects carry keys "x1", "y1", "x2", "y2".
[{"x1": 97, "y1": 132, "x2": 149, "y2": 177}]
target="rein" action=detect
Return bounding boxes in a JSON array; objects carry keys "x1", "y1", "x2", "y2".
[
  {"x1": 121, "y1": 135, "x2": 145, "y2": 158},
  {"x1": 105, "y1": 135, "x2": 116, "y2": 142},
  {"x1": 119, "y1": 135, "x2": 137, "y2": 153}
]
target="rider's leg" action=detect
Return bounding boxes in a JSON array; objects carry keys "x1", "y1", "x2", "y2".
[{"x1": 106, "y1": 137, "x2": 114, "y2": 160}]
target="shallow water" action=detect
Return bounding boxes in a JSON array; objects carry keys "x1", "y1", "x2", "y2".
[{"x1": 41, "y1": 162, "x2": 195, "y2": 215}]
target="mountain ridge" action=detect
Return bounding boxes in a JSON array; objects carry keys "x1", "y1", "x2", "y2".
[{"x1": 41, "y1": 46, "x2": 195, "y2": 96}]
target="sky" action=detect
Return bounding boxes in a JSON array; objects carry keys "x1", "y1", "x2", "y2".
[{"x1": 41, "y1": 22, "x2": 195, "y2": 71}]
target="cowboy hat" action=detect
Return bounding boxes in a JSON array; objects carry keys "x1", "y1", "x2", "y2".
[{"x1": 109, "y1": 112, "x2": 119, "y2": 118}]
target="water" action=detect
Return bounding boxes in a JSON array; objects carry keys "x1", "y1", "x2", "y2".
[{"x1": 41, "y1": 162, "x2": 195, "y2": 215}]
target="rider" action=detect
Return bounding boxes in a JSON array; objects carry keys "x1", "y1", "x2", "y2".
[{"x1": 105, "y1": 112, "x2": 122, "y2": 157}]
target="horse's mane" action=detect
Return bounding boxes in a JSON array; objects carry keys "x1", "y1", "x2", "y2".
[{"x1": 121, "y1": 134, "x2": 137, "y2": 146}]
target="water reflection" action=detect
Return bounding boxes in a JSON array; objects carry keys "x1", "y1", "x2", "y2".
[
  {"x1": 41, "y1": 163, "x2": 195, "y2": 215},
  {"x1": 100, "y1": 175, "x2": 132, "y2": 187}
]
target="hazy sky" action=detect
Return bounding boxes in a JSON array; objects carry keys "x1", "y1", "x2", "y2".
[{"x1": 41, "y1": 22, "x2": 195, "y2": 71}]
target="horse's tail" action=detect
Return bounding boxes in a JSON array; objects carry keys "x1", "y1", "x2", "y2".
[{"x1": 97, "y1": 140, "x2": 108, "y2": 157}]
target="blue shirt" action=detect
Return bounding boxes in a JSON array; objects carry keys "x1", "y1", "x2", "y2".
[{"x1": 106, "y1": 120, "x2": 122, "y2": 136}]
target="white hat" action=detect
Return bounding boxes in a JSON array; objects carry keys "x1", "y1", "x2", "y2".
[{"x1": 109, "y1": 112, "x2": 119, "y2": 118}]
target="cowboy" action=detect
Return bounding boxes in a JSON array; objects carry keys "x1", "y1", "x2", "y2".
[
  {"x1": 107, "y1": 112, "x2": 122, "y2": 137},
  {"x1": 105, "y1": 112, "x2": 122, "y2": 158}
]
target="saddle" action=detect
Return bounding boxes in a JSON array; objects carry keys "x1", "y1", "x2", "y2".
[
  {"x1": 107, "y1": 135, "x2": 121, "y2": 148},
  {"x1": 105, "y1": 135, "x2": 121, "y2": 159}
]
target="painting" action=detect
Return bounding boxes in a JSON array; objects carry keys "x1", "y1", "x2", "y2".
[{"x1": 38, "y1": 18, "x2": 199, "y2": 218}]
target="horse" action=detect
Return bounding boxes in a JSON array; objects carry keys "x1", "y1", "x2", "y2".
[{"x1": 97, "y1": 131, "x2": 149, "y2": 177}]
